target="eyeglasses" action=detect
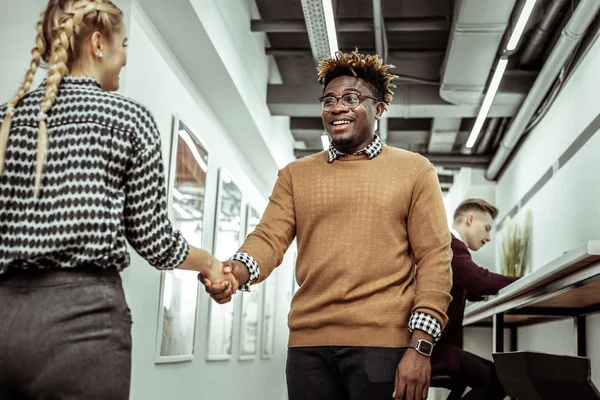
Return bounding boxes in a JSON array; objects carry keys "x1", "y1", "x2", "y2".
[{"x1": 318, "y1": 93, "x2": 380, "y2": 111}]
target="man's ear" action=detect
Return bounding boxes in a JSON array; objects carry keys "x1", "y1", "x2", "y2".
[
  {"x1": 466, "y1": 214, "x2": 474, "y2": 226},
  {"x1": 375, "y1": 102, "x2": 386, "y2": 120}
]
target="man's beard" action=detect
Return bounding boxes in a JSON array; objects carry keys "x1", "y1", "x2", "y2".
[{"x1": 331, "y1": 135, "x2": 353, "y2": 147}]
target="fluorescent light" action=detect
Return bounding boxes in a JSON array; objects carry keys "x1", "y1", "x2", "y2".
[
  {"x1": 321, "y1": 134, "x2": 330, "y2": 151},
  {"x1": 466, "y1": 58, "x2": 509, "y2": 148},
  {"x1": 506, "y1": 0, "x2": 537, "y2": 51},
  {"x1": 179, "y1": 129, "x2": 208, "y2": 172},
  {"x1": 321, "y1": 0, "x2": 338, "y2": 56}
]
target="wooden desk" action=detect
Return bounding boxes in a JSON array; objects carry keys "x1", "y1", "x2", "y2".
[{"x1": 463, "y1": 240, "x2": 600, "y2": 356}]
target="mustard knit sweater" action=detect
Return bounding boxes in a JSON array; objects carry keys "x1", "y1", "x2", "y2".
[{"x1": 239, "y1": 145, "x2": 453, "y2": 348}]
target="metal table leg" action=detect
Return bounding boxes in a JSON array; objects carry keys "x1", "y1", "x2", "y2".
[
  {"x1": 493, "y1": 312, "x2": 505, "y2": 353},
  {"x1": 510, "y1": 325, "x2": 518, "y2": 352},
  {"x1": 576, "y1": 316, "x2": 587, "y2": 357}
]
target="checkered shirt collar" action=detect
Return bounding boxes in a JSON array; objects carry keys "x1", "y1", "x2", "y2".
[{"x1": 327, "y1": 135, "x2": 383, "y2": 163}]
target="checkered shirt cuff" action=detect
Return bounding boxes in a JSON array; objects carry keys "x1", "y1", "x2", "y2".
[
  {"x1": 231, "y1": 252, "x2": 260, "y2": 292},
  {"x1": 408, "y1": 312, "x2": 442, "y2": 342}
]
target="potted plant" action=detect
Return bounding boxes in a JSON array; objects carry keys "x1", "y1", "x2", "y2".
[{"x1": 501, "y1": 209, "x2": 533, "y2": 277}]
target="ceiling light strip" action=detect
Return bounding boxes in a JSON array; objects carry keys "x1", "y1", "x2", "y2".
[
  {"x1": 507, "y1": 0, "x2": 538, "y2": 51},
  {"x1": 465, "y1": 1, "x2": 538, "y2": 150},
  {"x1": 466, "y1": 58, "x2": 509, "y2": 148}
]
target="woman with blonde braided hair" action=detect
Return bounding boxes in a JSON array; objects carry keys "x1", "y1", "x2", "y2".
[{"x1": 0, "y1": 1, "x2": 235, "y2": 398}]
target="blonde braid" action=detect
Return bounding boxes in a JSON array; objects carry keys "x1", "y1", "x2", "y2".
[
  {"x1": 34, "y1": 1, "x2": 118, "y2": 198},
  {"x1": 34, "y1": 14, "x2": 74, "y2": 199},
  {"x1": 33, "y1": 0, "x2": 122, "y2": 198},
  {"x1": 0, "y1": 12, "x2": 47, "y2": 175}
]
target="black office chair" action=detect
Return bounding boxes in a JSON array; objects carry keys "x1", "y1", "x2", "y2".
[
  {"x1": 430, "y1": 374, "x2": 467, "y2": 400},
  {"x1": 493, "y1": 351, "x2": 600, "y2": 400}
]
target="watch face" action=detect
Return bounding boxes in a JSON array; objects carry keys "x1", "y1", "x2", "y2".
[{"x1": 418, "y1": 341, "x2": 433, "y2": 355}]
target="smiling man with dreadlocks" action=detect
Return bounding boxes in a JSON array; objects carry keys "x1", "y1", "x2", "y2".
[{"x1": 203, "y1": 50, "x2": 453, "y2": 400}]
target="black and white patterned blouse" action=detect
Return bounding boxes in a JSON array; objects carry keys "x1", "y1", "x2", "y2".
[{"x1": 0, "y1": 76, "x2": 189, "y2": 274}]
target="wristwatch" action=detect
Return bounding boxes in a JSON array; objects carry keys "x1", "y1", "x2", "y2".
[{"x1": 408, "y1": 339, "x2": 434, "y2": 357}]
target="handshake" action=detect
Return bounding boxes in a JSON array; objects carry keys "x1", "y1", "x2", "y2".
[{"x1": 197, "y1": 258, "x2": 250, "y2": 304}]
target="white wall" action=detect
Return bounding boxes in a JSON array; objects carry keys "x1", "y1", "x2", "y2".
[
  {"x1": 215, "y1": 0, "x2": 269, "y2": 102},
  {"x1": 493, "y1": 34, "x2": 600, "y2": 386},
  {"x1": 444, "y1": 168, "x2": 497, "y2": 269},
  {"x1": 0, "y1": 1, "x2": 56, "y2": 99},
  {"x1": 120, "y1": 3, "x2": 294, "y2": 400},
  {"x1": 444, "y1": 169, "x2": 471, "y2": 222},
  {"x1": 189, "y1": 0, "x2": 295, "y2": 171}
]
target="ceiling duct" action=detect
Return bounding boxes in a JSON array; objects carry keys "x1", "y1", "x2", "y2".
[
  {"x1": 519, "y1": 0, "x2": 569, "y2": 65},
  {"x1": 475, "y1": 118, "x2": 501, "y2": 154},
  {"x1": 440, "y1": 0, "x2": 518, "y2": 105},
  {"x1": 428, "y1": 118, "x2": 461, "y2": 153}
]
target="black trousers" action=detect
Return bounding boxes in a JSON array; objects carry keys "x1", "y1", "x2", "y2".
[
  {"x1": 286, "y1": 346, "x2": 407, "y2": 400},
  {"x1": 0, "y1": 266, "x2": 132, "y2": 400},
  {"x1": 457, "y1": 350, "x2": 506, "y2": 400}
]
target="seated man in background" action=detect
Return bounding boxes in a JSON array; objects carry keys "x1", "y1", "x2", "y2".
[{"x1": 432, "y1": 198, "x2": 520, "y2": 400}]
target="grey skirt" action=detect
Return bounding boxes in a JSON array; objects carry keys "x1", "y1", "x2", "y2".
[{"x1": 0, "y1": 265, "x2": 132, "y2": 400}]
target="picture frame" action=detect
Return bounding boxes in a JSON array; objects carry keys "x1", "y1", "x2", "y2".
[
  {"x1": 261, "y1": 269, "x2": 278, "y2": 359},
  {"x1": 244, "y1": 205, "x2": 260, "y2": 239},
  {"x1": 237, "y1": 205, "x2": 263, "y2": 360},
  {"x1": 155, "y1": 115, "x2": 210, "y2": 364},
  {"x1": 238, "y1": 284, "x2": 263, "y2": 360},
  {"x1": 206, "y1": 168, "x2": 244, "y2": 361}
]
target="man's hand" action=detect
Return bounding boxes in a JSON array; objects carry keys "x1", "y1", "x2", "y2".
[
  {"x1": 393, "y1": 331, "x2": 433, "y2": 400},
  {"x1": 199, "y1": 260, "x2": 250, "y2": 304},
  {"x1": 198, "y1": 262, "x2": 235, "y2": 304}
]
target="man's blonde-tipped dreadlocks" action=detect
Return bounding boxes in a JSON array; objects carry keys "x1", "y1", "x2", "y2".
[{"x1": 317, "y1": 50, "x2": 398, "y2": 105}]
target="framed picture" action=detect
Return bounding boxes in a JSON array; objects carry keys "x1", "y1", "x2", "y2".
[
  {"x1": 206, "y1": 169, "x2": 244, "y2": 361},
  {"x1": 237, "y1": 205, "x2": 263, "y2": 360},
  {"x1": 155, "y1": 115, "x2": 209, "y2": 364},
  {"x1": 245, "y1": 205, "x2": 260, "y2": 238},
  {"x1": 261, "y1": 270, "x2": 278, "y2": 359},
  {"x1": 238, "y1": 284, "x2": 263, "y2": 360}
]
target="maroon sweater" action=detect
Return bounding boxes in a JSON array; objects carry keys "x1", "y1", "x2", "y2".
[{"x1": 432, "y1": 235, "x2": 519, "y2": 374}]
